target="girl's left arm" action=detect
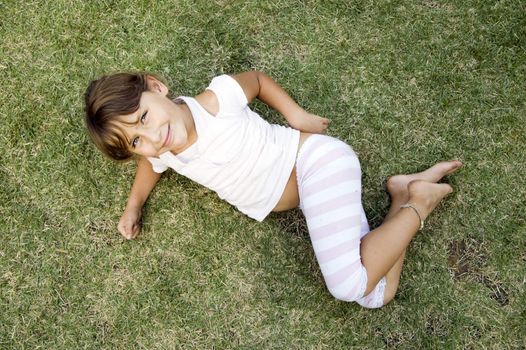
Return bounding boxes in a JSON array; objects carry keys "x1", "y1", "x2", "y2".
[{"x1": 232, "y1": 71, "x2": 330, "y2": 134}]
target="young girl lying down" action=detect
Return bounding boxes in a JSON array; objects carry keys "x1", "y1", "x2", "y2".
[{"x1": 84, "y1": 71, "x2": 462, "y2": 308}]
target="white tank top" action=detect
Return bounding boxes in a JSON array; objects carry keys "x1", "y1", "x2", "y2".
[{"x1": 147, "y1": 75, "x2": 300, "y2": 221}]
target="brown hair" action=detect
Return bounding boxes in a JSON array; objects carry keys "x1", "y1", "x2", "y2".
[{"x1": 84, "y1": 73, "x2": 150, "y2": 161}]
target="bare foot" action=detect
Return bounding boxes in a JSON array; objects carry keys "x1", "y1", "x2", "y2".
[
  {"x1": 407, "y1": 180, "x2": 453, "y2": 220},
  {"x1": 387, "y1": 160, "x2": 462, "y2": 200}
]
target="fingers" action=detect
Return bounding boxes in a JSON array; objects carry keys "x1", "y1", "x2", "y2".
[
  {"x1": 129, "y1": 223, "x2": 140, "y2": 240},
  {"x1": 319, "y1": 117, "x2": 330, "y2": 134},
  {"x1": 117, "y1": 223, "x2": 131, "y2": 239},
  {"x1": 118, "y1": 220, "x2": 140, "y2": 240},
  {"x1": 317, "y1": 116, "x2": 330, "y2": 129},
  {"x1": 313, "y1": 114, "x2": 329, "y2": 122},
  {"x1": 117, "y1": 207, "x2": 142, "y2": 240}
]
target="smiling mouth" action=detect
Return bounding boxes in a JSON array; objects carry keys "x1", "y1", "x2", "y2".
[{"x1": 162, "y1": 125, "x2": 171, "y2": 148}]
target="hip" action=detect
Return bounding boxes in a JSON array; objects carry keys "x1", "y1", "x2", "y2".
[
  {"x1": 272, "y1": 133, "x2": 360, "y2": 212},
  {"x1": 272, "y1": 132, "x2": 313, "y2": 211}
]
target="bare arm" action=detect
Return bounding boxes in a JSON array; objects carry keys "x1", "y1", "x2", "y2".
[
  {"x1": 232, "y1": 71, "x2": 330, "y2": 133},
  {"x1": 118, "y1": 156, "x2": 162, "y2": 239}
]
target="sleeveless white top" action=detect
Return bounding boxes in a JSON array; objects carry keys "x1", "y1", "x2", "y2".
[{"x1": 147, "y1": 75, "x2": 300, "y2": 221}]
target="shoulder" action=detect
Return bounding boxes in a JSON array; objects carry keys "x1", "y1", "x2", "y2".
[
  {"x1": 195, "y1": 73, "x2": 252, "y2": 116},
  {"x1": 195, "y1": 89, "x2": 219, "y2": 117}
]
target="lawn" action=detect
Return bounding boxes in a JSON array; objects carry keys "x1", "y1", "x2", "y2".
[{"x1": 1, "y1": 0, "x2": 525, "y2": 348}]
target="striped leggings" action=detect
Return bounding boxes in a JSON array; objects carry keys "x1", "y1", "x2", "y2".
[{"x1": 296, "y1": 134, "x2": 386, "y2": 309}]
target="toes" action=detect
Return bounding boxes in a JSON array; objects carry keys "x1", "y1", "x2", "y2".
[
  {"x1": 432, "y1": 160, "x2": 462, "y2": 178},
  {"x1": 445, "y1": 160, "x2": 463, "y2": 174},
  {"x1": 433, "y1": 182, "x2": 454, "y2": 196},
  {"x1": 450, "y1": 160, "x2": 463, "y2": 168}
]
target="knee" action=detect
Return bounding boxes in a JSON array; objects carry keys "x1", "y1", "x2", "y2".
[
  {"x1": 325, "y1": 268, "x2": 369, "y2": 303},
  {"x1": 328, "y1": 290, "x2": 354, "y2": 303},
  {"x1": 356, "y1": 277, "x2": 397, "y2": 309},
  {"x1": 327, "y1": 287, "x2": 360, "y2": 303},
  {"x1": 387, "y1": 268, "x2": 403, "y2": 296},
  {"x1": 382, "y1": 286, "x2": 397, "y2": 306},
  {"x1": 379, "y1": 278, "x2": 399, "y2": 306},
  {"x1": 328, "y1": 285, "x2": 396, "y2": 308}
]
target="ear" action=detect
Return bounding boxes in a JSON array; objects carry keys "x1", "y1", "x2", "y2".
[{"x1": 146, "y1": 76, "x2": 169, "y2": 96}]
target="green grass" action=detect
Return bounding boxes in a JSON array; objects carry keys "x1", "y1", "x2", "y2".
[{"x1": 1, "y1": 0, "x2": 525, "y2": 348}]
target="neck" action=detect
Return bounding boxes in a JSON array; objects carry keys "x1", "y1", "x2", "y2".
[
  {"x1": 171, "y1": 101, "x2": 197, "y2": 155},
  {"x1": 181, "y1": 102, "x2": 197, "y2": 144}
]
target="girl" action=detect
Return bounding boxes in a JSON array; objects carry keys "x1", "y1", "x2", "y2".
[{"x1": 84, "y1": 71, "x2": 461, "y2": 308}]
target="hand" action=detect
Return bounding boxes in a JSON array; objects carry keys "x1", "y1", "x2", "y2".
[
  {"x1": 288, "y1": 110, "x2": 330, "y2": 134},
  {"x1": 117, "y1": 205, "x2": 142, "y2": 240}
]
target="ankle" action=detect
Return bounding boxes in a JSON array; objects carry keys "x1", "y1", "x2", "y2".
[
  {"x1": 406, "y1": 194, "x2": 432, "y2": 220},
  {"x1": 386, "y1": 175, "x2": 409, "y2": 202},
  {"x1": 407, "y1": 180, "x2": 436, "y2": 213},
  {"x1": 400, "y1": 202, "x2": 426, "y2": 229}
]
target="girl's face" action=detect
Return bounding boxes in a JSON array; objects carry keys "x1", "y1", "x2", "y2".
[{"x1": 118, "y1": 77, "x2": 195, "y2": 158}]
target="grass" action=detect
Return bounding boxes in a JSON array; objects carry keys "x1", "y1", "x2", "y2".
[{"x1": 1, "y1": 0, "x2": 525, "y2": 348}]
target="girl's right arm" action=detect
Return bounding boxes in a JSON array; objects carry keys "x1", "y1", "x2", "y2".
[
  {"x1": 118, "y1": 156, "x2": 162, "y2": 239},
  {"x1": 232, "y1": 71, "x2": 330, "y2": 134}
]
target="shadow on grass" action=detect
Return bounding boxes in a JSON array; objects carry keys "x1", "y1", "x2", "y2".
[{"x1": 448, "y1": 238, "x2": 509, "y2": 306}]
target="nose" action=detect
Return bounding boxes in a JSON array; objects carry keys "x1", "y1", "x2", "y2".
[{"x1": 139, "y1": 126, "x2": 162, "y2": 146}]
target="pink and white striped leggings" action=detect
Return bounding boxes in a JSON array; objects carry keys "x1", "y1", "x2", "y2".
[{"x1": 296, "y1": 134, "x2": 386, "y2": 308}]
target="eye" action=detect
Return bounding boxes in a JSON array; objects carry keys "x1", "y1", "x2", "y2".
[
  {"x1": 132, "y1": 136, "x2": 139, "y2": 148},
  {"x1": 140, "y1": 111, "x2": 147, "y2": 124}
]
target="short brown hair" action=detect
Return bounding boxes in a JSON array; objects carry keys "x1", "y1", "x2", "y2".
[{"x1": 84, "y1": 73, "x2": 149, "y2": 161}]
